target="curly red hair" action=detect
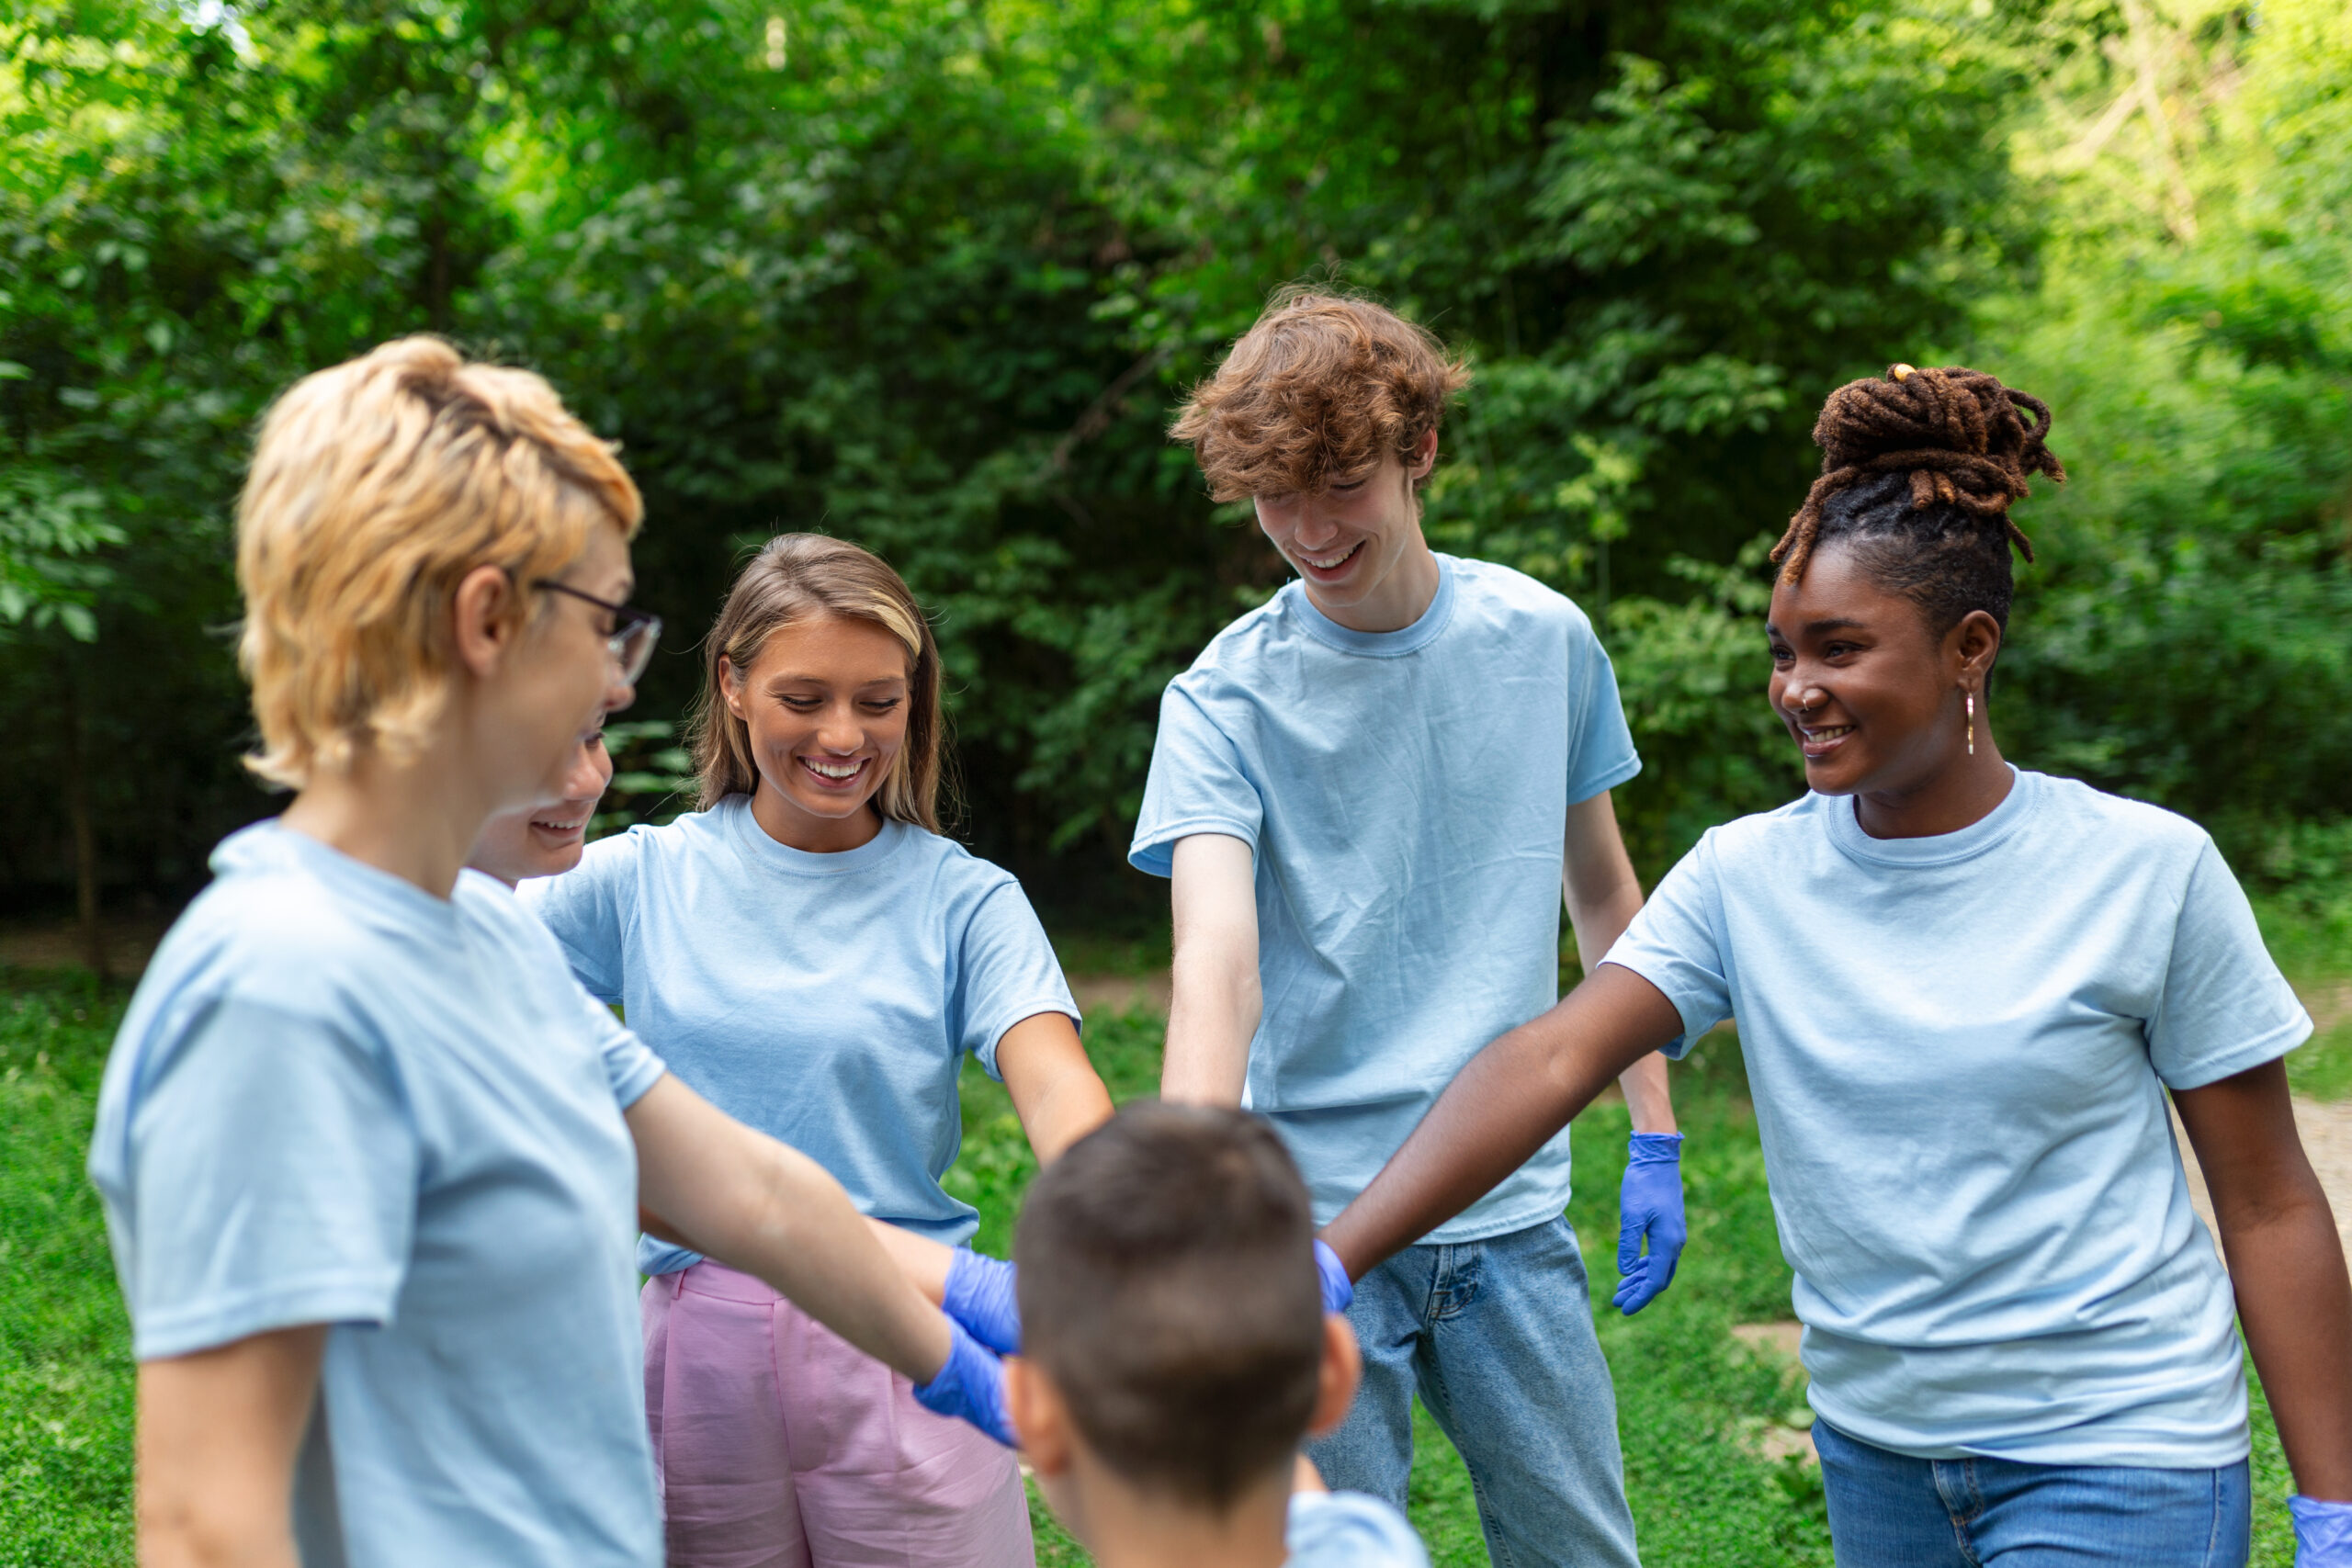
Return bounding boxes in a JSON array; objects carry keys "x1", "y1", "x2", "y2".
[{"x1": 1169, "y1": 289, "x2": 1470, "y2": 502}]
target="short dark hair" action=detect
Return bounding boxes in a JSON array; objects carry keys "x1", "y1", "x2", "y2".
[{"x1": 1014, "y1": 1102, "x2": 1324, "y2": 1507}]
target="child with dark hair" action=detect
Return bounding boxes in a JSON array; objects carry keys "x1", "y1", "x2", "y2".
[
  {"x1": 1323, "y1": 366, "x2": 2352, "y2": 1567},
  {"x1": 1135, "y1": 289, "x2": 1680, "y2": 1567},
  {"x1": 1007, "y1": 1102, "x2": 1430, "y2": 1568}
]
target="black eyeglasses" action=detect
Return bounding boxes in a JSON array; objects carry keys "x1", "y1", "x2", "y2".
[{"x1": 536, "y1": 581, "x2": 662, "y2": 685}]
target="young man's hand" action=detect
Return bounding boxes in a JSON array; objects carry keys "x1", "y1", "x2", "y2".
[{"x1": 1613, "y1": 1132, "x2": 1686, "y2": 1314}]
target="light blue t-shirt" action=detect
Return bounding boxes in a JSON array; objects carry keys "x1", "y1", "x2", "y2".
[
  {"x1": 523, "y1": 800, "x2": 1077, "y2": 1272},
  {"x1": 88, "y1": 824, "x2": 670, "y2": 1568},
  {"x1": 1606, "y1": 770, "x2": 2311, "y2": 1467},
  {"x1": 1286, "y1": 1489, "x2": 1430, "y2": 1567},
  {"x1": 1130, "y1": 555, "x2": 1641, "y2": 1238}
]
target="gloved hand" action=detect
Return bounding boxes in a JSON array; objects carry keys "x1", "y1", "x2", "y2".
[
  {"x1": 2293, "y1": 1495, "x2": 2352, "y2": 1565},
  {"x1": 1313, "y1": 1237, "x2": 1354, "y2": 1314},
  {"x1": 1613, "y1": 1132, "x2": 1687, "y2": 1315},
  {"x1": 943, "y1": 1247, "x2": 1021, "y2": 1354},
  {"x1": 912, "y1": 1317, "x2": 1016, "y2": 1447}
]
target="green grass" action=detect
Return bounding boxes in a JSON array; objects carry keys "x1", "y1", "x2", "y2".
[
  {"x1": 0, "y1": 972, "x2": 2319, "y2": 1565},
  {"x1": 0, "y1": 973, "x2": 136, "y2": 1568}
]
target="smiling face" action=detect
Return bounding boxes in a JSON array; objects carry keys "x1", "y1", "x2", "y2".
[
  {"x1": 467, "y1": 726, "x2": 614, "y2": 886},
  {"x1": 1252, "y1": 430, "x2": 1441, "y2": 633},
  {"x1": 1766, "y1": 540, "x2": 2002, "y2": 804},
  {"x1": 720, "y1": 612, "x2": 912, "y2": 853}
]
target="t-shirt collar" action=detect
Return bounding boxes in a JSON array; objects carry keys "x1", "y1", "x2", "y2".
[
  {"x1": 211, "y1": 818, "x2": 463, "y2": 936},
  {"x1": 1287, "y1": 552, "x2": 1457, "y2": 658},
  {"x1": 1822, "y1": 764, "x2": 2037, "y2": 868},
  {"x1": 724, "y1": 795, "x2": 910, "y2": 876}
]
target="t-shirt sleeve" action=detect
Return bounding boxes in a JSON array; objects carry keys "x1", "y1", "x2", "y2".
[
  {"x1": 1284, "y1": 1491, "x2": 1431, "y2": 1568},
  {"x1": 955, "y1": 880, "x2": 1080, "y2": 1082},
  {"x1": 1128, "y1": 682, "x2": 1264, "y2": 879},
  {"x1": 2148, "y1": 838, "x2": 2312, "y2": 1090},
  {"x1": 1597, "y1": 834, "x2": 1731, "y2": 1059},
  {"x1": 576, "y1": 983, "x2": 668, "y2": 1109},
  {"x1": 516, "y1": 836, "x2": 634, "y2": 1000},
  {"x1": 119, "y1": 995, "x2": 419, "y2": 1359},
  {"x1": 1565, "y1": 613, "x2": 1643, "y2": 805}
]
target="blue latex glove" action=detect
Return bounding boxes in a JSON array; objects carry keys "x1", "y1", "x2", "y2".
[
  {"x1": 943, "y1": 1247, "x2": 1021, "y2": 1354},
  {"x1": 912, "y1": 1317, "x2": 1016, "y2": 1447},
  {"x1": 1613, "y1": 1132, "x2": 1687, "y2": 1315},
  {"x1": 2294, "y1": 1496, "x2": 2352, "y2": 1565},
  {"x1": 1313, "y1": 1238, "x2": 1354, "y2": 1314}
]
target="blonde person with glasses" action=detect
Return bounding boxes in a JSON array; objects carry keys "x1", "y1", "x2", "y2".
[{"x1": 87, "y1": 338, "x2": 1010, "y2": 1568}]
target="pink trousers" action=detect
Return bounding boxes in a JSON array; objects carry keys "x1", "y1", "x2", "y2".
[{"x1": 642, "y1": 1261, "x2": 1034, "y2": 1568}]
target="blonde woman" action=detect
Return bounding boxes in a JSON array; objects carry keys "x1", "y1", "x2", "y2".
[
  {"x1": 523, "y1": 534, "x2": 1113, "y2": 1568},
  {"x1": 88, "y1": 341, "x2": 1008, "y2": 1568}
]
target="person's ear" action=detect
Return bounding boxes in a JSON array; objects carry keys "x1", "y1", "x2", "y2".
[
  {"x1": 451, "y1": 564, "x2": 521, "y2": 681},
  {"x1": 1006, "y1": 1357, "x2": 1075, "y2": 1477},
  {"x1": 1306, "y1": 1312, "x2": 1362, "y2": 1438},
  {"x1": 718, "y1": 655, "x2": 750, "y2": 724},
  {"x1": 1950, "y1": 608, "x2": 2003, "y2": 695},
  {"x1": 1405, "y1": 427, "x2": 1439, "y2": 484}
]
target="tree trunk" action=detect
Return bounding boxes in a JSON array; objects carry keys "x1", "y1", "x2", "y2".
[{"x1": 62, "y1": 660, "x2": 106, "y2": 981}]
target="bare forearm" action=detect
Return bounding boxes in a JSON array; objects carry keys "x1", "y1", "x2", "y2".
[
  {"x1": 1617, "y1": 1050, "x2": 1678, "y2": 1134},
  {"x1": 708, "y1": 1143, "x2": 954, "y2": 1381},
  {"x1": 1562, "y1": 795, "x2": 1670, "y2": 1134},
  {"x1": 1166, "y1": 833, "x2": 1260, "y2": 1105},
  {"x1": 1163, "y1": 949, "x2": 1258, "y2": 1104},
  {"x1": 1322, "y1": 964, "x2": 1680, "y2": 1278},
  {"x1": 999, "y1": 1013, "x2": 1114, "y2": 1162},
  {"x1": 867, "y1": 1219, "x2": 955, "y2": 1304},
  {"x1": 2222, "y1": 1193, "x2": 2352, "y2": 1498}
]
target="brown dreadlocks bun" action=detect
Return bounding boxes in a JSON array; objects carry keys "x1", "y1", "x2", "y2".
[{"x1": 1771, "y1": 364, "x2": 2065, "y2": 652}]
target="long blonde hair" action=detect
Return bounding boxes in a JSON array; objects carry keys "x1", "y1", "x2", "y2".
[{"x1": 686, "y1": 534, "x2": 944, "y2": 830}]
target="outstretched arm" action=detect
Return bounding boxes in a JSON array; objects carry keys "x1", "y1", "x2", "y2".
[
  {"x1": 1163, "y1": 833, "x2": 1261, "y2": 1105},
  {"x1": 999, "y1": 1011, "x2": 1114, "y2": 1163},
  {"x1": 1320, "y1": 964, "x2": 1684, "y2": 1280},
  {"x1": 2175, "y1": 1060, "x2": 2352, "y2": 1503},
  {"x1": 627, "y1": 1074, "x2": 952, "y2": 1382}
]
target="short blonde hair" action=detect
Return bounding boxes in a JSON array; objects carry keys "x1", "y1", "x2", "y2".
[
  {"x1": 1169, "y1": 288, "x2": 1470, "y2": 502},
  {"x1": 236, "y1": 337, "x2": 643, "y2": 788}
]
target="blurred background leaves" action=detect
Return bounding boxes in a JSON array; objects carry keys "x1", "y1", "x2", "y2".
[{"x1": 2, "y1": 0, "x2": 2346, "y2": 931}]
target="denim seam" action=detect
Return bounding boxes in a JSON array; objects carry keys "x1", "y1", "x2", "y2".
[
  {"x1": 1415, "y1": 1338, "x2": 1519, "y2": 1568},
  {"x1": 1933, "y1": 1459, "x2": 1985, "y2": 1566},
  {"x1": 2201, "y1": 1465, "x2": 2223, "y2": 1568}
]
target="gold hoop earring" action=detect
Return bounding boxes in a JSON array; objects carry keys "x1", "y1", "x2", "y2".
[{"x1": 1966, "y1": 690, "x2": 1976, "y2": 757}]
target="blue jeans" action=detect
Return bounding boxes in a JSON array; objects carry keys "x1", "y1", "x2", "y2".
[
  {"x1": 1815, "y1": 1417, "x2": 2250, "y2": 1567},
  {"x1": 1306, "y1": 1216, "x2": 1640, "y2": 1568}
]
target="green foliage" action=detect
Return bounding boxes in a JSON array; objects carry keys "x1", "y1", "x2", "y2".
[
  {"x1": 1990, "y1": 0, "x2": 2352, "y2": 831},
  {"x1": 3, "y1": 0, "x2": 2346, "y2": 908},
  {"x1": 0, "y1": 0, "x2": 2048, "y2": 908}
]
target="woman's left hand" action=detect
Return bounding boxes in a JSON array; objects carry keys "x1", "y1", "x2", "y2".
[
  {"x1": 913, "y1": 1318, "x2": 1017, "y2": 1447},
  {"x1": 944, "y1": 1247, "x2": 1022, "y2": 1354}
]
